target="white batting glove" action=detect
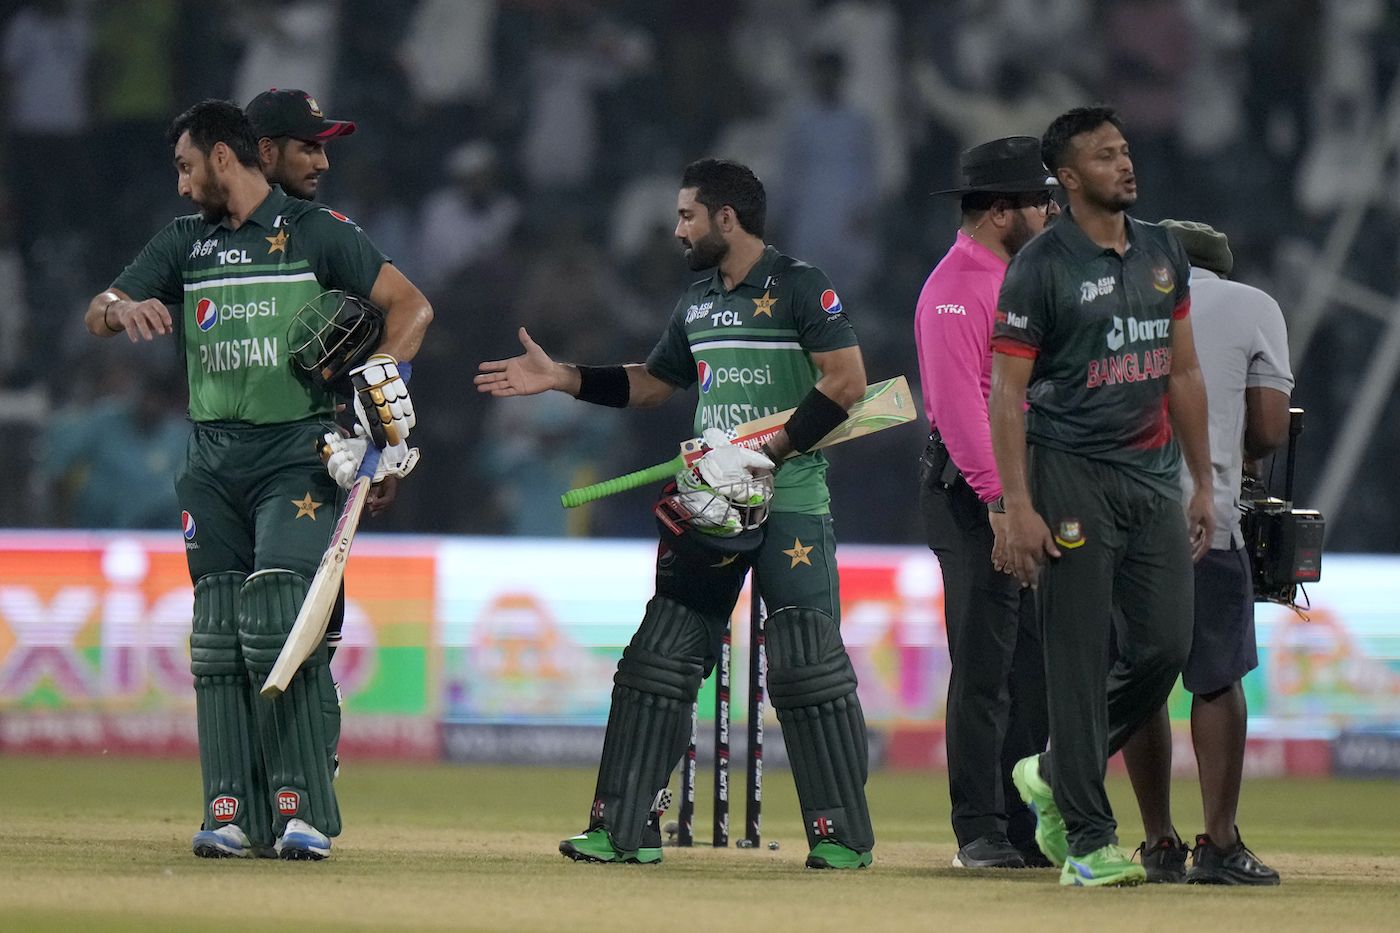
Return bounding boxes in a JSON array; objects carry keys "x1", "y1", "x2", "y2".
[
  {"x1": 350, "y1": 354, "x2": 415, "y2": 448},
  {"x1": 321, "y1": 428, "x2": 420, "y2": 490},
  {"x1": 693, "y1": 428, "x2": 774, "y2": 487},
  {"x1": 672, "y1": 429, "x2": 775, "y2": 535}
]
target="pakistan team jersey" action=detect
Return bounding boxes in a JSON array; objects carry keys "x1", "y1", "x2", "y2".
[
  {"x1": 992, "y1": 208, "x2": 1192, "y2": 498},
  {"x1": 112, "y1": 186, "x2": 387, "y2": 424},
  {"x1": 646, "y1": 245, "x2": 858, "y2": 514}
]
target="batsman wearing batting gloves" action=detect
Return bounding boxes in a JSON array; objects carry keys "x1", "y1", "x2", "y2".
[
  {"x1": 916, "y1": 136, "x2": 1056, "y2": 870},
  {"x1": 84, "y1": 99, "x2": 431, "y2": 861},
  {"x1": 988, "y1": 106, "x2": 1214, "y2": 887},
  {"x1": 477, "y1": 158, "x2": 877, "y2": 870}
]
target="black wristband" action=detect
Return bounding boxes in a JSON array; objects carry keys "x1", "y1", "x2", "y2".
[
  {"x1": 785, "y1": 386, "x2": 849, "y2": 453},
  {"x1": 575, "y1": 365, "x2": 630, "y2": 408},
  {"x1": 759, "y1": 441, "x2": 782, "y2": 474}
]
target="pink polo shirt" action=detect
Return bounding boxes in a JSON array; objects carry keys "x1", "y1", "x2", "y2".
[{"x1": 914, "y1": 230, "x2": 1007, "y2": 502}]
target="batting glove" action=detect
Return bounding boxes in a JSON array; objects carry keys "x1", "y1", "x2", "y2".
[
  {"x1": 350, "y1": 354, "x2": 415, "y2": 448},
  {"x1": 321, "y1": 427, "x2": 420, "y2": 490}
]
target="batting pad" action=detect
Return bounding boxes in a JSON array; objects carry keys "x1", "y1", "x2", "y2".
[
  {"x1": 190, "y1": 572, "x2": 273, "y2": 849},
  {"x1": 592, "y1": 596, "x2": 710, "y2": 852},
  {"x1": 240, "y1": 569, "x2": 342, "y2": 838},
  {"x1": 766, "y1": 607, "x2": 874, "y2": 853}
]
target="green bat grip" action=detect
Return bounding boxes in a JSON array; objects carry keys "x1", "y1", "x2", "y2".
[{"x1": 560, "y1": 454, "x2": 685, "y2": 508}]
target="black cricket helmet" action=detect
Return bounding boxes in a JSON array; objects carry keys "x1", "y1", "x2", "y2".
[{"x1": 287, "y1": 290, "x2": 385, "y2": 395}]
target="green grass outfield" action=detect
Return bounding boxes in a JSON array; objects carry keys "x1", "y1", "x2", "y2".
[{"x1": 0, "y1": 758, "x2": 1396, "y2": 932}]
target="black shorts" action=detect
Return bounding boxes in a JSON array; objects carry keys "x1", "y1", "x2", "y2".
[{"x1": 1182, "y1": 547, "x2": 1257, "y2": 695}]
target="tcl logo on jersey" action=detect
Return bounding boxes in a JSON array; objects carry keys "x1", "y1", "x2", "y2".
[
  {"x1": 192, "y1": 297, "x2": 279, "y2": 331},
  {"x1": 696, "y1": 362, "x2": 773, "y2": 392},
  {"x1": 211, "y1": 795, "x2": 239, "y2": 823},
  {"x1": 217, "y1": 248, "x2": 251, "y2": 265},
  {"x1": 820, "y1": 289, "x2": 844, "y2": 315},
  {"x1": 277, "y1": 791, "x2": 301, "y2": 816}
]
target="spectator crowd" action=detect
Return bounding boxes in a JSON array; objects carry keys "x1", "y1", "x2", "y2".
[{"x1": 1, "y1": 0, "x2": 1396, "y2": 550}]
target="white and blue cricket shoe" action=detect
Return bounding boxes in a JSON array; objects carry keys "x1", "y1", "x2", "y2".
[
  {"x1": 192, "y1": 824, "x2": 256, "y2": 859},
  {"x1": 276, "y1": 818, "x2": 331, "y2": 861}
]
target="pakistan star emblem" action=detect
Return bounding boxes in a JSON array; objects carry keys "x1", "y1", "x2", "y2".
[
  {"x1": 783, "y1": 537, "x2": 814, "y2": 568},
  {"x1": 291, "y1": 492, "x2": 323, "y2": 520},
  {"x1": 752, "y1": 290, "x2": 777, "y2": 317},
  {"x1": 265, "y1": 228, "x2": 289, "y2": 254}
]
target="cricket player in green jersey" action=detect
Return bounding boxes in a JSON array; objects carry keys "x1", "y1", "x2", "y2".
[
  {"x1": 84, "y1": 99, "x2": 432, "y2": 860},
  {"x1": 477, "y1": 158, "x2": 877, "y2": 870}
]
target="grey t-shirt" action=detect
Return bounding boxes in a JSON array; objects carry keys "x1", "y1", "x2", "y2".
[{"x1": 1180, "y1": 268, "x2": 1294, "y2": 548}]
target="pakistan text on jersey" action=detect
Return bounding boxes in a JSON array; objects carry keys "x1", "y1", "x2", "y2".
[
  {"x1": 700, "y1": 403, "x2": 781, "y2": 433},
  {"x1": 1085, "y1": 347, "x2": 1172, "y2": 389},
  {"x1": 200, "y1": 337, "x2": 281, "y2": 374}
]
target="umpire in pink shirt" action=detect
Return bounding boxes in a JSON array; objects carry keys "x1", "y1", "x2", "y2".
[{"x1": 915, "y1": 137, "x2": 1059, "y2": 869}]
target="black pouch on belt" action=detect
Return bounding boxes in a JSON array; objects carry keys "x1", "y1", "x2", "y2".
[{"x1": 919, "y1": 433, "x2": 963, "y2": 491}]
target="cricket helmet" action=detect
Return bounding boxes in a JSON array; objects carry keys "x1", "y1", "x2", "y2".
[{"x1": 287, "y1": 290, "x2": 385, "y2": 395}]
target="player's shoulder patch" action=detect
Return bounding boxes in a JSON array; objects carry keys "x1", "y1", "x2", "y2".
[
  {"x1": 320, "y1": 207, "x2": 357, "y2": 224},
  {"x1": 818, "y1": 288, "x2": 844, "y2": 316}
]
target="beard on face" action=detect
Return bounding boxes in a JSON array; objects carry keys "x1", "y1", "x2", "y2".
[
  {"x1": 1084, "y1": 179, "x2": 1135, "y2": 214},
  {"x1": 192, "y1": 163, "x2": 232, "y2": 223},
  {"x1": 684, "y1": 225, "x2": 728, "y2": 270},
  {"x1": 1004, "y1": 210, "x2": 1036, "y2": 257}
]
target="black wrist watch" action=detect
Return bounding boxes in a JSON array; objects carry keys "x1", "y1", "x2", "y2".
[{"x1": 987, "y1": 495, "x2": 1006, "y2": 514}]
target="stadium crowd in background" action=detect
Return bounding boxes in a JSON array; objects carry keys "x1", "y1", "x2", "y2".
[{"x1": 0, "y1": 0, "x2": 1395, "y2": 548}]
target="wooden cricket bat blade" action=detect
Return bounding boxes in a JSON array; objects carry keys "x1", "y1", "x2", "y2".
[{"x1": 260, "y1": 475, "x2": 370, "y2": 697}]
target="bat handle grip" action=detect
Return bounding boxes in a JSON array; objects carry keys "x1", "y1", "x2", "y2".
[
  {"x1": 354, "y1": 361, "x2": 412, "y2": 480},
  {"x1": 561, "y1": 457, "x2": 681, "y2": 508}
]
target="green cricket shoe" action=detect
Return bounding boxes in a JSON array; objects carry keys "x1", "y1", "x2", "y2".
[
  {"x1": 559, "y1": 828, "x2": 662, "y2": 865},
  {"x1": 805, "y1": 840, "x2": 873, "y2": 870},
  {"x1": 1061, "y1": 844, "x2": 1148, "y2": 887},
  {"x1": 1011, "y1": 754, "x2": 1069, "y2": 868}
]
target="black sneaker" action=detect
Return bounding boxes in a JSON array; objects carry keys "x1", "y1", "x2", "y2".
[
  {"x1": 1015, "y1": 844, "x2": 1055, "y2": 869},
  {"x1": 1135, "y1": 832, "x2": 1189, "y2": 883},
  {"x1": 953, "y1": 832, "x2": 1027, "y2": 869},
  {"x1": 1186, "y1": 830, "x2": 1280, "y2": 886}
]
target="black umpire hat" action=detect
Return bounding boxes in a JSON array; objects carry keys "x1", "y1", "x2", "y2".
[
  {"x1": 932, "y1": 135, "x2": 1058, "y2": 196},
  {"x1": 246, "y1": 89, "x2": 356, "y2": 142}
]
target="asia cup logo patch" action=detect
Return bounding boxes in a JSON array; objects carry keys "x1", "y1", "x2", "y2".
[
  {"x1": 195, "y1": 298, "x2": 218, "y2": 331},
  {"x1": 697, "y1": 360, "x2": 715, "y2": 393},
  {"x1": 181, "y1": 511, "x2": 197, "y2": 540},
  {"x1": 1054, "y1": 519, "x2": 1086, "y2": 550},
  {"x1": 211, "y1": 795, "x2": 239, "y2": 823},
  {"x1": 819, "y1": 289, "x2": 844, "y2": 316},
  {"x1": 277, "y1": 790, "x2": 301, "y2": 816}
]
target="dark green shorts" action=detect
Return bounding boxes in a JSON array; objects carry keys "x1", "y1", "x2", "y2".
[{"x1": 175, "y1": 419, "x2": 343, "y2": 581}]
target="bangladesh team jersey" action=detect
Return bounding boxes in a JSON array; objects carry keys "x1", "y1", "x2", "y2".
[
  {"x1": 646, "y1": 245, "x2": 858, "y2": 514},
  {"x1": 992, "y1": 208, "x2": 1192, "y2": 498},
  {"x1": 112, "y1": 186, "x2": 387, "y2": 424}
]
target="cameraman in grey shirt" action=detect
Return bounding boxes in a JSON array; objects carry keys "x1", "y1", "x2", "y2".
[{"x1": 1120, "y1": 220, "x2": 1293, "y2": 885}]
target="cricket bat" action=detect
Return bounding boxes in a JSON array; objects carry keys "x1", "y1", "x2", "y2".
[
  {"x1": 560, "y1": 375, "x2": 915, "y2": 508},
  {"x1": 260, "y1": 363, "x2": 411, "y2": 698}
]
